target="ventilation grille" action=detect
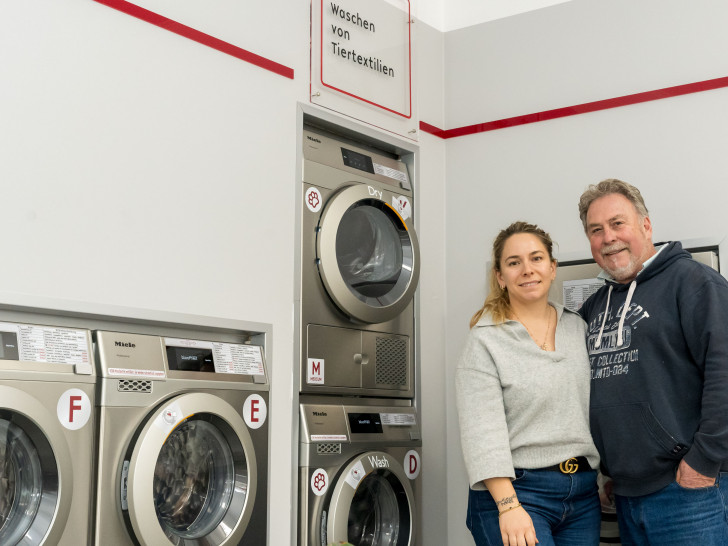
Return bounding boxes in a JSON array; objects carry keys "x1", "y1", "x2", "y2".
[
  {"x1": 317, "y1": 443, "x2": 342, "y2": 455},
  {"x1": 375, "y1": 337, "x2": 408, "y2": 387},
  {"x1": 117, "y1": 379, "x2": 152, "y2": 393}
]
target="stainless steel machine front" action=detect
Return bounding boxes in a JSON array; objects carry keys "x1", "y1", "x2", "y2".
[
  {"x1": 0, "y1": 320, "x2": 96, "y2": 545},
  {"x1": 299, "y1": 397, "x2": 422, "y2": 546},
  {"x1": 299, "y1": 126, "x2": 420, "y2": 397},
  {"x1": 93, "y1": 330, "x2": 269, "y2": 546}
]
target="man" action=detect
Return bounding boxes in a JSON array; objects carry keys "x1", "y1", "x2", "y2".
[{"x1": 577, "y1": 178, "x2": 728, "y2": 545}]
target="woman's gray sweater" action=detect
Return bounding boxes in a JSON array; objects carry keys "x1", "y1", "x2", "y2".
[{"x1": 456, "y1": 303, "x2": 599, "y2": 490}]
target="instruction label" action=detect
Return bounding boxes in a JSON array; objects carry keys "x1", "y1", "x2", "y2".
[
  {"x1": 212, "y1": 344, "x2": 265, "y2": 375},
  {"x1": 375, "y1": 163, "x2": 408, "y2": 185},
  {"x1": 381, "y1": 413, "x2": 416, "y2": 426},
  {"x1": 0, "y1": 322, "x2": 90, "y2": 366}
]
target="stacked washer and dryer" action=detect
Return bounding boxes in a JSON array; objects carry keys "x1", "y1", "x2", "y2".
[
  {"x1": 297, "y1": 123, "x2": 422, "y2": 546},
  {"x1": 0, "y1": 306, "x2": 270, "y2": 546}
]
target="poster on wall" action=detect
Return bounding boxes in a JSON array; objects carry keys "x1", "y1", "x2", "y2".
[{"x1": 311, "y1": 0, "x2": 418, "y2": 140}]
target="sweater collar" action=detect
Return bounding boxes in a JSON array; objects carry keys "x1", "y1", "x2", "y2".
[{"x1": 475, "y1": 301, "x2": 567, "y2": 328}]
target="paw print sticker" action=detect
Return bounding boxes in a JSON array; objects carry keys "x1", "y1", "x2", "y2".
[
  {"x1": 305, "y1": 187, "x2": 323, "y2": 213},
  {"x1": 311, "y1": 468, "x2": 329, "y2": 496}
]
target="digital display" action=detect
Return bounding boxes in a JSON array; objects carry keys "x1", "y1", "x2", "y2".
[
  {"x1": 341, "y1": 148, "x2": 375, "y2": 174},
  {"x1": 166, "y1": 346, "x2": 215, "y2": 373},
  {"x1": 0, "y1": 332, "x2": 19, "y2": 361},
  {"x1": 348, "y1": 412, "x2": 383, "y2": 434}
]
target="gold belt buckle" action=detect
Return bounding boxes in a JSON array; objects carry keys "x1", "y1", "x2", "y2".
[{"x1": 559, "y1": 458, "x2": 579, "y2": 474}]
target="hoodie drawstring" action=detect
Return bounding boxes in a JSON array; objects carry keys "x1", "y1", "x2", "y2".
[
  {"x1": 594, "y1": 285, "x2": 612, "y2": 349},
  {"x1": 594, "y1": 281, "x2": 637, "y2": 348},
  {"x1": 617, "y1": 280, "x2": 637, "y2": 346}
]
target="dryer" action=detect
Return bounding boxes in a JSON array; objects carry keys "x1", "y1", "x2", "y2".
[
  {"x1": 299, "y1": 398, "x2": 422, "y2": 546},
  {"x1": 0, "y1": 320, "x2": 95, "y2": 545},
  {"x1": 93, "y1": 330, "x2": 269, "y2": 546},
  {"x1": 300, "y1": 127, "x2": 420, "y2": 397}
]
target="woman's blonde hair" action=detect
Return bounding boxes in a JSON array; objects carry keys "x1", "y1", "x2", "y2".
[{"x1": 469, "y1": 221, "x2": 556, "y2": 328}]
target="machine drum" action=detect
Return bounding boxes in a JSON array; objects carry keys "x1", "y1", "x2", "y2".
[
  {"x1": 153, "y1": 416, "x2": 240, "y2": 541},
  {"x1": 346, "y1": 469, "x2": 411, "y2": 546}
]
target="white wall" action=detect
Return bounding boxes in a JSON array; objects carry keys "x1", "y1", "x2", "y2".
[
  {"x1": 414, "y1": 18, "x2": 447, "y2": 546},
  {"x1": 1, "y1": 1, "x2": 308, "y2": 544},
  {"x1": 0, "y1": 1, "x2": 449, "y2": 545},
  {"x1": 442, "y1": 0, "x2": 728, "y2": 543},
  {"x1": 416, "y1": 0, "x2": 575, "y2": 31}
]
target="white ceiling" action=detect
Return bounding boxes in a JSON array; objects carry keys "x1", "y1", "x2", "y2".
[{"x1": 416, "y1": 0, "x2": 575, "y2": 32}]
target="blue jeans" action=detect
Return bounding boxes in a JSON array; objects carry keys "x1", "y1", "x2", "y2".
[
  {"x1": 466, "y1": 469, "x2": 601, "y2": 546},
  {"x1": 615, "y1": 472, "x2": 728, "y2": 545}
]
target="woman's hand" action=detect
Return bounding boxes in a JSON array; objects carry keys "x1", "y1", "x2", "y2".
[{"x1": 499, "y1": 506, "x2": 538, "y2": 546}]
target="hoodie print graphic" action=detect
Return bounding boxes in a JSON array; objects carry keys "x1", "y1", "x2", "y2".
[{"x1": 586, "y1": 298, "x2": 650, "y2": 379}]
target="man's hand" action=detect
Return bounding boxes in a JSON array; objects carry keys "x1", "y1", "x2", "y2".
[{"x1": 676, "y1": 459, "x2": 716, "y2": 488}]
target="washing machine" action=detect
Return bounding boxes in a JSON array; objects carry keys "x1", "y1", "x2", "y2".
[
  {"x1": 0, "y1": 320, "x2": 95, "y2": 545},
  {"x1": 93, "y1": 330, "x2": 269, "y2": 546},
  {"x1": 299, "y1": 398, "x2": 422, "y2": 546},
  {"x1": 300, "y1": 126, "x2": 420, "y2": 397}
]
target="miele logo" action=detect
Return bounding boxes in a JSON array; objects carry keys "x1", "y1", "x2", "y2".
[
  {"x1": 368, "y1": 455, "x2": 390, "y2": 468},
  {"x1": 313, "y1": 411, "x2": 328, "y2": 417},
  {"x1": 306, "y1": 135, "x2": 322, "y2": 144},
  {"x1": 115, "y1": 341, "x2": 136, "y2": 348}
]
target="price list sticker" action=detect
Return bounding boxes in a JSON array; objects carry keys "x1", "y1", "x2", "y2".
[
  {"x1": 380, "y1": 413, "x2": 416, "y2": 426},
  {"x1": 212, "y1": 343, "x2": 265, "y2": 376},
  {"x1": 0, "y1": 322, "x2": 90, "y2": 366}
]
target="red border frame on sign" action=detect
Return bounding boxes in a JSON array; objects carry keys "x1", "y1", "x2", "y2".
[{"x1": 320, "y1": 0, "x2": 412, "y2": 119}]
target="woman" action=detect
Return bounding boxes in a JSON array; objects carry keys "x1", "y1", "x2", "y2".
[{"x1": 456, "y1": 221, "x2": 600, "y2": 546}]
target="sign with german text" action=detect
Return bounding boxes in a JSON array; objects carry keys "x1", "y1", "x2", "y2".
[{"x1": 312, "y1": 0, "x2": 417, "y2": 139}]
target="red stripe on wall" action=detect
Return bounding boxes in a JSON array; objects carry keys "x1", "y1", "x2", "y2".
[
  {"x1": 93, "y1": 0, "x2": 294, "y2": 79},
  {"x1": 421, "y1": 75, "x2": 728, "y2": 139}
]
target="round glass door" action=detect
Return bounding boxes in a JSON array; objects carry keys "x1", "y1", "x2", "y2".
[
  {"x1": 326, "y1": 451, "x2": 415, "y2": 546},
  {"x1": 347, "y1": 469, "x2": 411, "y2": 546},
  {"x1": 336, "y1": 201, "x2": 410, "y2": 304},
  {"x1": 126, "y1": 393, "x2": 256, "y2": 546},
  {"x1": 317, "y1": 185, "x2": 420, "y2": 324},
  {"x1": 153, "y1": 416, "x2": 243, "y2": 542},
  {"x1": 0, "y1": 413, "x2": 59, "y2": 546}
]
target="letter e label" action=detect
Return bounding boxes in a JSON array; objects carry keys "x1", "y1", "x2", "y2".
[{"x1": 243, "y1": 394, "x2": 267, "y2": 429}]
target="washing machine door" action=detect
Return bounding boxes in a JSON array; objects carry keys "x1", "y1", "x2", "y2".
[
  {"x1": 317, "y1": 184, "x2": 420, "y2": 324},
  {"x1": 0, "y1": 387, "x2": 72, "y2": 546},
  {"x1": 124, "y1": 392, "x2": 256, "y2": 546},
  {"x1": 325, "y1": 451, "x2": 415, "y2": 546}
]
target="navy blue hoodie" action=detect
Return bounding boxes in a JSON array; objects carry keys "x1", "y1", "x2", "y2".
[{"x1": 579, "y1": 241, "x2": 728, "y2": 496}]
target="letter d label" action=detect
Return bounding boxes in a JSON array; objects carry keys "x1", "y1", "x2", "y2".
[{"x1": 404, "y1": 450, "x2": 421, "y2": 480}]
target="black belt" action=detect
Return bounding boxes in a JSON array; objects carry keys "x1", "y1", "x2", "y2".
[{"x1": 542, "y1": 456, "x2": 591, "y2": 474}]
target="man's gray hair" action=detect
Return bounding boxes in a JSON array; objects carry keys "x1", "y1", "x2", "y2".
[{"x1": 578, "y1": 178, "x2": 649, "y2": 232}]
